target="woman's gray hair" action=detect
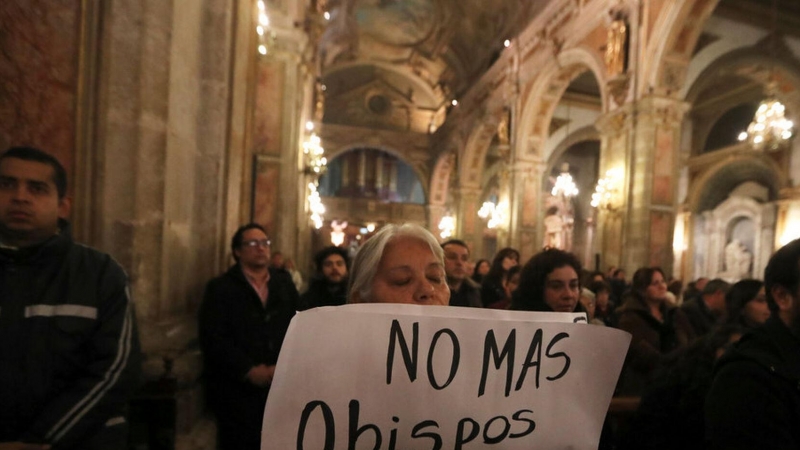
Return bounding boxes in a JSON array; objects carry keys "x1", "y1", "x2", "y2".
[{"x1": 347, "y1": 223, "x2": 444, "y2": 303}]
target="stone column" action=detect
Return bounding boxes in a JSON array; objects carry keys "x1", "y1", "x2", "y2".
[
  {"x1": 596, "y1": 97, "x2": 689, "y2": 275},
  {"x1": 507, "y1": 155, "x2": 543, "y2": 261},
  {"x1": 628, "y1": 97, "x2": 690, "y2": 275},
  {"x1": 454, "y1": 186, "x2": 483, "y2": 257}
]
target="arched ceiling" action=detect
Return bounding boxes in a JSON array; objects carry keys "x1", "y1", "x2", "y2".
[{"x1": 320, "y1": 0, "x2": 553, "y2": 104}]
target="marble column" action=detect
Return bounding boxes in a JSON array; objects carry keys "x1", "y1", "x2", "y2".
[
  {"x1": 508, "y1": 155, "x2": 545, "y2": 261},
  {"x1": 453, "y1": 186, "x2": 483, "y2": 257}
]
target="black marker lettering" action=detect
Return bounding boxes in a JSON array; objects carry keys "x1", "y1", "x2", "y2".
[
  {"x1": 426, "y1": 328, "x2": 460, "y2": 390},
  {"x1": 545, "y1": 332, "x2": 571, "y2": 381},
  {"x1": 297, "y1": 401, "x2": 335, "y2": 450},
  {"x1": 479, "y1": 329, "x2": 516, "y2": 397},
  {"x1": 387, "y1": 320, "x2": 419, "y2": 384}
]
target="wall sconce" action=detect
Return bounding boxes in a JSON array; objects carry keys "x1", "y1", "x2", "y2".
[
  {"x1": 438, "y1": 212, "x2": 456, "y2": 239},
  {"x1": 478, "y1": 201, "x2": 507, "y2": 229},
  {"x1": 591, "y1": 168, "x2": 624, "y2": 212}
]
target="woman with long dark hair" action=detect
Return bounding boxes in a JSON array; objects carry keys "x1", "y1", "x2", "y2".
[
  {"x1": 471, "y1": 259, "x2": 490, "y2": 284},
  {"x1": 615, "y1": 267, "x2": 695, "y2": 396},
  {"x1": 725, "y1": 279, "x2": 769, "y2": 329},
  {"x1": 480, "y1": 247, "x2": 519, "y2": 309}
]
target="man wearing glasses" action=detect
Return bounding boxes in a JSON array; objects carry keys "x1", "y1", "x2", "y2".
[{"x1": 198, "y1": 223, "x2": 299, "y2": 450}]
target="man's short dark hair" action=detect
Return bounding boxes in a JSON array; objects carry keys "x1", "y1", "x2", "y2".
[
  {"x1": 441, "y1": 239, "x2": 470, "y2": 255},
  {"x1": 314, "y1": 246, "x2": 350, "y2": 273},
  {"x1": 230, "y1": 223, "x2": 267, "y2": 262},
  {"x1": 511, "y1": 248, "x2": 582, "y2": 311},
  {"x1": 764, "y1": 238, "x2": 800, "y2": 314},
  {"x1": 1, "y1": 147, "x2": 68, "y2": 199},
  {"x1": 702, "y1": 278, "x2": 731, "y2": 296}
]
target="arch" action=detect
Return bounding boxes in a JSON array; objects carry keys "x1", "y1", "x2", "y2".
[
  {"x1": 429, "y1": 149, "x2": 457, "y2": 207},
  {"x1": 459, "y1": 115, "x2": 504, "y2": 190},
  {"x1": 644, "y1": 0, "x2": 720, "y2": 96},
  {"x1": 687, "y1": 154, "x2": 785, "y2": 214},
  {"x1": 516, "y1": 47, "x2": 608, "y2": 163}
]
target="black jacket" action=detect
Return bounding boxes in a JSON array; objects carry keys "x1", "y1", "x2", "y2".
[
  {"x1": 198, "y1": 265, "x2": 297, "y2": 447},
  {"x1": 681, "y1": 298, "x2": 718, "y2": 337},
  {"x1": 0, "y1": 226, "x2": 141, "y2": 449},
  {"x1": 299, "y1": 276, "x2": 347, "y2": 310},
  {"x1": 449, "y1": 278, "x2": 482, "y2": 308},
  {"x1": 706, "y1": 316, "x2": 800, "y2": 449}
]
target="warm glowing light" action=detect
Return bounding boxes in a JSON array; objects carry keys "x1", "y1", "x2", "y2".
[
  {"x1": 438, "y1": 214, "x2": 456, "y2": 239},
  {"x1": 591, "y1": 168, "x2": 624, "y2": 211},
  {"x1": 256, "y1": 25, "x2": 264, "y2": 36},
  {"x1": 259, "y1": 13, "x2": 270, "y2": 27},
  {"x1": 305, "y1": 121, "x2": 315, "y2": 131},
  {"x1": 308, "y1": 183, "x2": 325, "y2": 229},
  {"x1": 323, "y1": 11, "x2": 331, "y2": 20},
  {"x1": 451, "y1": 99, "x2": 458, "y2": 107},
  {"x1": 303, "y1": 133, "x2": 326, "y2": 174},
  {"x1": 504, "y1": 39, "x2": 511, "y2": 48},
  {"x1": 551, "y1": 171, "x2": 579, "y2": 198},
  {"x1": 478, "y1": 201, "x2": 507, "y2": 229},
  {"x1": 330, "y1": 220, "x2": 348, "y2": 246},
  {"x1": 739, "y1": 98, "x2": 794, "y2": 150},
  {"x1": 258, "y1": 45, "x2": 267, "y2": 55},
  {"x1": 366, "y1": 223, "x2": 376, "y2": 233}
]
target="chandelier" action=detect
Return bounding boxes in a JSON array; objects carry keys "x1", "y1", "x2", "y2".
[
  {"x1": 303, "y1": 122, "x2": 327, "y2": 229},
  {"x1": 737, "y1": 96, "x2": 793, "y2": 150},
  {"x1": 551, "y1": 164, "x2": 579, "y2": 198},
  {"x1": 737, "y1": 0, "x2": 794, "y2": 150},
  {"x1": 591, "y1": 168, "x2": 624, "y2": 211},
  {"x1": 478, "y1": 201, "x2": 507, "y2": 229},
  {"x1": 438, "y1": 213, "x2": 456, "y2": 239}
]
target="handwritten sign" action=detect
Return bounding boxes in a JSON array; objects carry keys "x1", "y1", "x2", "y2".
[{"x1": 261, "y1": 304, "x2": 630, "y2": 450}]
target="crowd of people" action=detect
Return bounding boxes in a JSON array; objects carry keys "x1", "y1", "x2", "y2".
[
  {"x1": 3, "y1": 146, "x2": 800, "y2": 450},
  {"x1": 197, "y1": 215, "x2": 800, "y2": 450}
]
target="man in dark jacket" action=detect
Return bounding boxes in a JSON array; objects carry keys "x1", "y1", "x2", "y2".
[
  {"x1": 441, "y1": 239, "x2": 481, "y2": 308},
  {"x1": 198, "y1": 223, "x2": 298, "y2": 450},
  {"x1": 299, "y1": 246, "x2": 349, "y2": 309},
  {"x1": 0, "y1": 147, "x2": 141, "y2": 449},
  {"x1": 706, "y1": 238, "x2": 800, "y2": 449},
  {"x1": 681, "y1": 278, "x2": 730, "y2": 337}
]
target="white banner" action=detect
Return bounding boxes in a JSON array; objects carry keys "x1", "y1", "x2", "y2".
[{"x1": 262, "y1": 304, "x2": 630, "y2": 450}]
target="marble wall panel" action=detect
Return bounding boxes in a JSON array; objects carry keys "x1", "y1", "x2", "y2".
[
  {"x1": 0, "y1": 0, "x2": 80, "y2": 181},
  {"x1": 253, "y1": 58, "x2": 286, "y2": 156}
]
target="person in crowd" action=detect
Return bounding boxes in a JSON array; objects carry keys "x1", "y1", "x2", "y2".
[
  {"x1": 504, "y1": 265, "x2": 522, "y2": 303},
  {"x1": 300, "y1": 246, "x2": 349, "y2": 309},
  {"x1": 481, "y1": 247, "x2": 520, "y2": 309},
  {"x1": 626, "y1": 324, "x2": 744, "y2": 450},
  {"x1": 580, "y1": 288, "x2": 605, "y2": 325},
  {"x1": 667, "y1": 279, "x2": 684, "y2": 306},
  {"x1": 615, "y1": 267, "x2": 695, "y2": 396},
  {"x1": 589, "y1": 271, "x2": 606, "y2": 283},
  {"x1": 441, "y1": 239, "x2": 482, "y2": 308},
  {"x1": 270, "y1": 251, "x2": 284, "y2": 269},
  {"x1": 348, "y1": 223, "x2": 449, "y2": 305},
  {"x1": 589, "y1": 279, "x2": 617, "y2": 327},
  {"x1": 609, "y1": 268, "x2": 627, "y2": 305},
  {"x1": 198, "y1": 223, "x2": 298, "y2": 450},
  {"x1": 471, "y1": 258, "x2": 490, "y2": 284},
  {"x1": 0, "y1": 147, "x2": 141, "y2": 449},
  {"x1": 724, "y1": 279, "x2": 769, "y2": 330},
  {"x1": 284, "y1": 256, "x2": 304, "y2": 293},
  {"x1": 706, "y1": 238, "x2": 800, "y2": 449},
  {"x1": 510, "y1": 247, "x2": 585, "y2": 314},
  {"x1": 465, "y1": 259, "x2": 476, "y2": 279},
  {"x1": 681, "y1": 278, "x2": 730, "y2": 337}
]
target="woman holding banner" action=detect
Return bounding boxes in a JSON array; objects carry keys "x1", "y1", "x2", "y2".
[
  {"x1": 348, "y1": 223, "x2": 450, "y2": 306},
  {"x1": 615, "y1": 267, "x2": 695, "y2": 396},
  {"x1": 509, "y1": 247, "x2": 586, "y2": 314}
]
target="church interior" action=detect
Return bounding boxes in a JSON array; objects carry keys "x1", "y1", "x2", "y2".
[{"x1": 2, "y1": 0, "x2": 800, "y2": 447}]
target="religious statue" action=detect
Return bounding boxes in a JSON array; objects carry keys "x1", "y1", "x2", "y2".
[
  {"x1": 725, "y1": 239, "x2": 753, "y2": 278},
  {"x1": 605, "y1": 14, "x2": 628, "y2": 78},
  {"x1": 544, "y1": 206, "x2": 564, "y2": 249},
  {"x1": 497, "y1": 111, "x2": 510, "y2": 146}
]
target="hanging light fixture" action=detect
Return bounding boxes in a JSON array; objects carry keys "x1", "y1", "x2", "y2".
[
  {"x1": 737, "y1": 0, "x2": 794, "y2": 150},
  {"x1": 551, "y1": 163, "x2": 579, "y2": 198},
  {"x1": 438, "y1": 212, "x2": 456, "y2": 239}
]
